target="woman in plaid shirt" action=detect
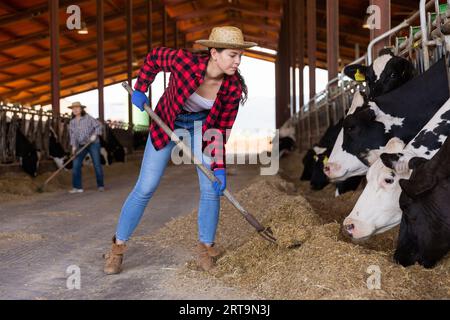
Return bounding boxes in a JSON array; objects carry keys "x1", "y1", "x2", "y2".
[
  {"x1": 68, "y1": 101, "x2": 104, "y2": 194},
  {"x1": 104, "y1": 26, "x2": 257, "y2": 274}
]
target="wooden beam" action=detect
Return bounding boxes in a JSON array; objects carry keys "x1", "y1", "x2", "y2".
[
  {"x1": 0, "y1": 37, "x2": 176, "y2": 99},
  {"x1": 163, "y1": 4, "x2": 168, "y2": 88},
  {"x1": 24, "y1": 68, "x2": 141, "y2": 106},
  {"x1": 147, "y1": 0, "x2": 153, "y2": 105},
  {"x1": 49, "y1": 0, "x2": 60, "y2": 117},
  {"x1": 307, "y1": 0, "x2": 317, "y2": 99},
  {"x1": 0, "y1": 18, "x2": 168, "y2": 72},
  {"x1": 327, "y1": 0, "x2": 339, "y2": 81},
  {"x1": 228, "y1": 4, "x2": 282, "y2": 19},
  {"x1": 0, "y1": 0, "x2": 90, "y2": 27},
  {"x1": 370, "y1": 0, "x2": 391, "y2": 57},
  {"x1": 162, "y1": 0, "x2": 191, "y2": 5},
  {"x1": 97, "y1": 0, "x2": 105, "y2": 122},
  {"x1": 297, "y1": 0, "x2": 305, "y2": 108},
  {"x1": 126, "y1": 0, "x2": 133, "y2": 126},
  {"x1": 171, "y1": 3, "x2": 224, "y2": 21},
  {"x1": 0, "y1": 1, "x2": 154, "y2": 52},
  {"x1": 289, "y1": 0, "x2": 296, "y2": 116}
]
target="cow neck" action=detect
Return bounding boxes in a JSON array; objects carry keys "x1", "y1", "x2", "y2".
[{"x1": 373, "y1": 58, "x2": 449, "y2": 118}]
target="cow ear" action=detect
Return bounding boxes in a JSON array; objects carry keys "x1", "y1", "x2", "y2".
[
  {"x1": 399, "y1": 175, "x2": 437, "y2": 198},
  {"x1": 367, "y1": 149, "x2": 383, "y2": 166},
  {"x1": 313, "y1": 146, "x2": 327, "y2": 155},
  {"x1": 344, "y1": 64, "x2": 368, "y2": 82},
  {"x1": 380, "y1": 153, "x2": 400, "y2": 170},
  {"x1": 378, "y1": 48, "x2": 394, "y2": 57},
  {"x1": 408, "y1": 157, "x2": 428, "y2": 170},
  {"x1": 358, "y1": 107, "x2": 376, "y2": 123}
]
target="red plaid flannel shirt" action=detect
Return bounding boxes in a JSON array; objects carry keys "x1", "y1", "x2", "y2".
[{"x1": 134, "y1": 47, "x2": 242, "y2": 170}]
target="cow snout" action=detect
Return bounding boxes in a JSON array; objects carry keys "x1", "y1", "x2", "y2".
[
  {"x1": 324, "y1": 162, "x2": 340, "y2": 178},
  {"x1": 342, "y1": 217, "x2": 375, "y2": 240},
  {"x1": 343, "y1": 222, "x2": 355, "y2": 238}
]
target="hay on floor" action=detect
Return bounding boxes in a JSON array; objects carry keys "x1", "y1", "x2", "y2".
[{"x1": 134, "y1": 152, "x2": 450, "y2": 300}]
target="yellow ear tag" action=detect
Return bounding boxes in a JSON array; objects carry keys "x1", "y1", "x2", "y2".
[
  {"x1": 355, "y1": 69, "x2": 366, "y2": 82},
  {"x1": 323, "y1": 156, "x2": 329, "y2": 166},
  {"x1": 313, "y1": 155, "x2": 318, "y2": 161}
]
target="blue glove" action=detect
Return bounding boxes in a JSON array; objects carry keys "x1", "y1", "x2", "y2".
[
  {"x1": 212, "y1": 169, "x2": 226, "y2": 196},
  {"x1": 131, "y1": 90, "x2": 149, "y2": 111}
]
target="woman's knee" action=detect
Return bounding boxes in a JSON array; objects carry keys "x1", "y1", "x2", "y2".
[{"x1": 133, "y1": 179, "x2": 160, "y2": 199}]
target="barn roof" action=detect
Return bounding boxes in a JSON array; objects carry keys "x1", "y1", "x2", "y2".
[{"x1": 0, "y1": 0, "x2": 420, "y2": 107}]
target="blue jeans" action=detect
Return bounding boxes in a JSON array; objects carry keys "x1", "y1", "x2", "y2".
[
  {"x1": 115, "y1": 111, "x2": 220, "y2": 245},
  {"x1": 72, "y1": 141, "x2": 104, "y2": 189}
]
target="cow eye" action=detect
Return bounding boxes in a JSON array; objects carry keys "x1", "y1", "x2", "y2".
[
  {"x1": 390, "y1": 72, "x2": 397, "y2": 78},
  {"x1": 384, "y1": 178, "x2": 394, "y2": 184}
]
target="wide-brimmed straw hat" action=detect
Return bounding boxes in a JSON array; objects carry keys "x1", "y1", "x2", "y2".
[
  {"x1": 195, "y1": 26, "x2": 258, "y2": 49},
  {"x1": 68, "y1": 101, "x2": 86, "y2": 109}
]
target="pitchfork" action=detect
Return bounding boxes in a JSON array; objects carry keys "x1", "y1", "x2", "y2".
[{"x1": 122, "y1": 82, "x2": 277, "y2": 245}]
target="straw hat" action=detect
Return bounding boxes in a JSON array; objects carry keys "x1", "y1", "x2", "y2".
[
  {"x1": 68, "y1": 101, "x2": 86, "y2": 109},
  {"x1": 195, "y1": 26, "x2": 258, "y2": 49}
]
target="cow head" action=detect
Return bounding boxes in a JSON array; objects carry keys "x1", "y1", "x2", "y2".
[
  {"x1": 395, "y1": 139, "x2": 450, "y2": 268},
  {"x1": 21, "y1": 151, "x2": 40, "y2": 177},
  {"x1": 310, "y1": 146, "x2": 330, "y2": 190},
  {"x1": 325, "y1": 92, "x2": 370, "y2": 181},
  {"x1": 300, "y1": 149, "x2": 316, "y2": 181},
  {"x1": 279, "y1": 118, "x2": 296, "y2": 141},
  {"x1": 342, "y1": 138, "x2": 408, "y2": 240},
  {"x1": 344, "y1": 49, "x2": 415, "y2": 99},
  {"x1": 300, "y1": 146, "x2": 331, "y2": 190},
  {"x1": 326, "y1": 100, "x2": 405, "y2": 181}
]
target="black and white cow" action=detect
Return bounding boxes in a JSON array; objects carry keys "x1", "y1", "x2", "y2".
[
  {"x1": 343, "y1": 48, "x2": 415, "y2": 99},
  {"x1": 48, "y1": 127, "x2": 72, "y2": 169},
  {"x1": 105, "y1": 128, "x2": 126, "y2": 163},
  {"x1": 394, "y1": 137, "x2": 450, "y2": 268},
  {"x1": 277, "y1": 118, "x2": 296, "y2": 158},
  {"x1": 326, "y1": 57, "x2": 448, "y2": 181},
  {"x1": 343, "y1": 97, "x2": 450, "y2": 240},
  {"x1": 300, "y1": 118, "x2": 363, "y2": 195},
  {"x1": 133, "y1": 130, "x2": 148, "y2": 150},
  {"x1": 85, "y1": 128, "x2": 126, "y2": 166},
  {"x1": 15, "y1": 126, "x2": 40, "y2": 177}
]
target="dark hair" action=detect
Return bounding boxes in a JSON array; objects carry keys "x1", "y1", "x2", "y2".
[
  {"x1": 71, "y1": 108, "x2": 86, "y2": 119},
  {"x1": 208, "y1": 48, "x2": 248, "y2": 105}
]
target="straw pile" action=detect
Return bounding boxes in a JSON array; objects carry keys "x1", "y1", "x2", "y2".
[
  {"x1": 143, "y1": 150, "x2": 450, "y2": 300},
  {"x1": 0, "y1": 160, "x2": 141, "y2": 202}
]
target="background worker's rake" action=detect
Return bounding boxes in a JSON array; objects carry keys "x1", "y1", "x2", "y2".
[
  {"x1": 36, "y1": 141, "x2": 93, "y2": 193},
  {"x1": 122, "y1": 82, "x2": 280, "y2": 245}
]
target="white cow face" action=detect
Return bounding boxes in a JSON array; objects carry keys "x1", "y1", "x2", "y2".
[
  {"x1": 324, "y1": 130, "x2": 369, "y2": 181},
  {"x1": 279, "y1": 118, "x2": 296, "y2": 141},
  {"x1": 325, "y1": 91, "x2": 368, "y2": 181},
  {"x1": 342, "y1": 138, "x2": 409, "y2": 240}
]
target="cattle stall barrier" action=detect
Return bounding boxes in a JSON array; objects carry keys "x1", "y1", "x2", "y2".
[{"x1": 0, "y1": 103, "x2": 149, "y2": 167}]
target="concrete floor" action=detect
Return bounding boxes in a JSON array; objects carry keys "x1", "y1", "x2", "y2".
[{"x1": 0, "y1": 158, "x2": 260, "y2": 300}]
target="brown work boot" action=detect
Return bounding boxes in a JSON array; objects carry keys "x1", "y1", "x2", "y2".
[
  {"x1": 103, "y1": 236, "x2": 127, "y2": 275},
  {"x1": 196, "y1": 242, "x2": 215, "y2": 271},
  {"x1": 206, "y1": 243, "x2": 223, "y2": 259}
]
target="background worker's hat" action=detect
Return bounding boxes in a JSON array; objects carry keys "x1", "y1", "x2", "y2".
[
  {"x1": 195, "y1": 26, "x2": 258, "y2": 49},
  {"x1": 68, "y1": 101, "x2": 86, "y2": 109}
]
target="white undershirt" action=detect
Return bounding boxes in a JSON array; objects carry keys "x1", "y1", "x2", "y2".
[{"x1": 183, "y1": 91, "x2": 215, "y2": 112}]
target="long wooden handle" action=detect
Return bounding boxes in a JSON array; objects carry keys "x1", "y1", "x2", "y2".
[
  {"x1": 43, "y1": 141, "x2": 92, "y2": 186},
  {"x1": 122, "y1": 82, "x2": 268, "y2": 232}
]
